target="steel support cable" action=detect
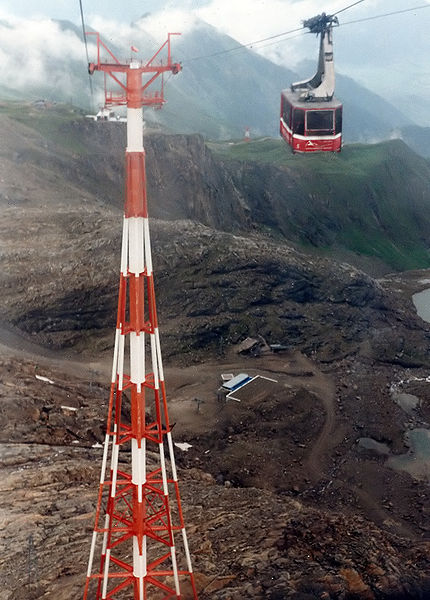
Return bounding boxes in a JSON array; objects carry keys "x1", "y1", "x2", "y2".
[
  {"x1": 333, "y1": 0, "x2": 365, "y2": 17},
  {"x1": 245, "y1": 31, "x2": 308, "y2": 52},
  {"x1": 180, "y1": 0, "x2": 367, "y2": 63},
  {"x1": 340, "y1": 3, "x2": 430, "y2": 27},
  {"x1": 78, "y1": 0, "x2": 94, "y2": 108},
  {"x1": 208, "y1": 2, "x2": 430, "y2": 54},
  {"x1": 182, "y1": 25, "x2": 304, "y2": 63}
]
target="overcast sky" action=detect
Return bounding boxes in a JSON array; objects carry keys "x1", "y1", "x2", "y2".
[
  {"x1": 0, "y1": 0, "x2": 421, "y2": 29},
  {"x1": 0, "y1": 1, "x2": 427, "y2": 44},
  {"x1": 0, "y1": 1, "x2": 427, "y2": 58},
  {"x1": 1, "y1": 0, "x2": 427, "y2": 60},
  {"x1": 0, "y1": 1, "x2": 209, "y2": 22}
]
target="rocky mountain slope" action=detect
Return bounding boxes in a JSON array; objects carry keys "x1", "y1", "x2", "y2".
[
  {"x1": 1, "y1": 104, "x2": 430, "y2": 598},
  {"x1": 2, "y1": 104, "x2": 430, "y2": 358},
  {"x1": 1, "y1": 348, "x2": 430, "y2": 600}
]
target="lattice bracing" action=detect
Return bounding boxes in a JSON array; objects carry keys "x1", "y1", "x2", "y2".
[{"x1": 82, "y1": 34, "x2": 198, "y2": 600}]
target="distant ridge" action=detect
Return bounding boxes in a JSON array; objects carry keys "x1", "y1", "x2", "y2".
[{"x1": 0, "y1": 17, "x2": 414, "y2": 142}]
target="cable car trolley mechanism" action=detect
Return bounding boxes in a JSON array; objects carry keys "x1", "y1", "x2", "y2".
[{"x1": 280, "y1": 12, "x2": 342, "y2": 153}]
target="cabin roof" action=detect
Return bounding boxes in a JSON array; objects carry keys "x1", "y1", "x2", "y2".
[{"x1": 282, "y1": 89, "x2": 342, "y2": 110}]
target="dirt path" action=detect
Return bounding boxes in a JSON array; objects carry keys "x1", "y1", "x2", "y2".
[
  {"x1": 0, "y1": 328, "x2": 338, "y2": 476},
  {"x1": 0, "y1": 320, "x2": 112, "y2": 380},
  {"x1": 305, "y1": 372, "x2": 337, "y2": 482},
  {"x1": 0, "y1": 329, "x2": 339, "y2": 481}
]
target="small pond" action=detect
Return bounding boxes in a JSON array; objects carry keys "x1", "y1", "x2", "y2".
[
  {"x1": 386, "y1": 286, "x2": 430, "y2": 482},
  {"x1": 388, "y1": 429, "x2": 430, "y2": 482},
  {"x1": 413, "y1": 287, "x2": 430, "y2": 323}
]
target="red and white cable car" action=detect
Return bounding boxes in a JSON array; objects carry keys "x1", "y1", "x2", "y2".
[{"x1": 280, "y1": 13, "x2": 342, "y2": 153}]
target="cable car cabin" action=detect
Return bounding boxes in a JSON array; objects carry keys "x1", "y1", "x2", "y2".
[{"x1": 280, "y1": 89, "x2": 342, "y2": 153}]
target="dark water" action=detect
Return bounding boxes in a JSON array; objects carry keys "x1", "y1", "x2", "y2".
[
  {"x1": 387, "y1": 429, "x2": 430, "y2": 482},
  {"x1": 413, "y1": 287, "x2": 430, "y2": 323}
]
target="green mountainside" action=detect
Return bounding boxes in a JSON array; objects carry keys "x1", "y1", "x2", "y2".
[
  {"x1": 210, "y1": 137, "x2": 430, "y2": 271},
  {"x1": 2, "y1": 101, "x2": 430, "y2": 272}
]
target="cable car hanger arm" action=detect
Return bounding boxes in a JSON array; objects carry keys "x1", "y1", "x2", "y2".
[{"x1": 291, "y1": 13, "x2": 338, "y2": 101}]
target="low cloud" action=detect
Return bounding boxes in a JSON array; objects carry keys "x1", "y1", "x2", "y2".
[
  {"x1": 0, "y1": 8, "x2": 200, "y2": 105},
  {"x1": 87, "y1": 10, "x2": 201, "y2": 55},
  {"x1": 0, "y1": 13, "x2": 87, "y2": 99}
]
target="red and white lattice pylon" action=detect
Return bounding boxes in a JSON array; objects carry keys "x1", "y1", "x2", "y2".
[{"x1": 82, "y1": 33, "x2": 199, "y2": 600}]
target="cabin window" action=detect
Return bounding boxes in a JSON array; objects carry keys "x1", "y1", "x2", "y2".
[
  {"x1": 282, "y1": 98, "x2": 292, "y2": 128},
  {"x1": 306, "y1": 110, "x2": 334, "y2": 135},
  {"x1": 335, "y1": 107, "x2": 343, "y2": 134},
  {"x1": 293, "y1": 109, "x2": 305, "y2": 135}
]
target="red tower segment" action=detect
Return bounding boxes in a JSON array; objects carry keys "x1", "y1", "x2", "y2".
[{"x1": 82, "y1": 34, "x2": 198, "y2": 600}]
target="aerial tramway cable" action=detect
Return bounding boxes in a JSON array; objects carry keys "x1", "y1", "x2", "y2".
[
  {"x1": 181, "y1": 1, "x2": 430, "y2": 63},
  {"x1": 76, "y1": 0, "x2": 430, "y2": 73},
  {"x1": 181, "y1": 0, "x2": 367, "y2": 63},
  {"x1": 332, "y1": 0, "x2": 365, "y2": 17},
  {"x1": 243, "y1": 3, "x2": 430, "y2": 53},
  {"x1": 76, "y1": 0, "x2": 429, "y2": 81},
  {"x1": 78, "y1": 0, "x2": 94, "y2": 108},
  {"x1": 340, "y1": 3, "x2": 430, "y2": 28},
  {"x1": 183, "y1": 25, "x2": 304, "y2": 63}
]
